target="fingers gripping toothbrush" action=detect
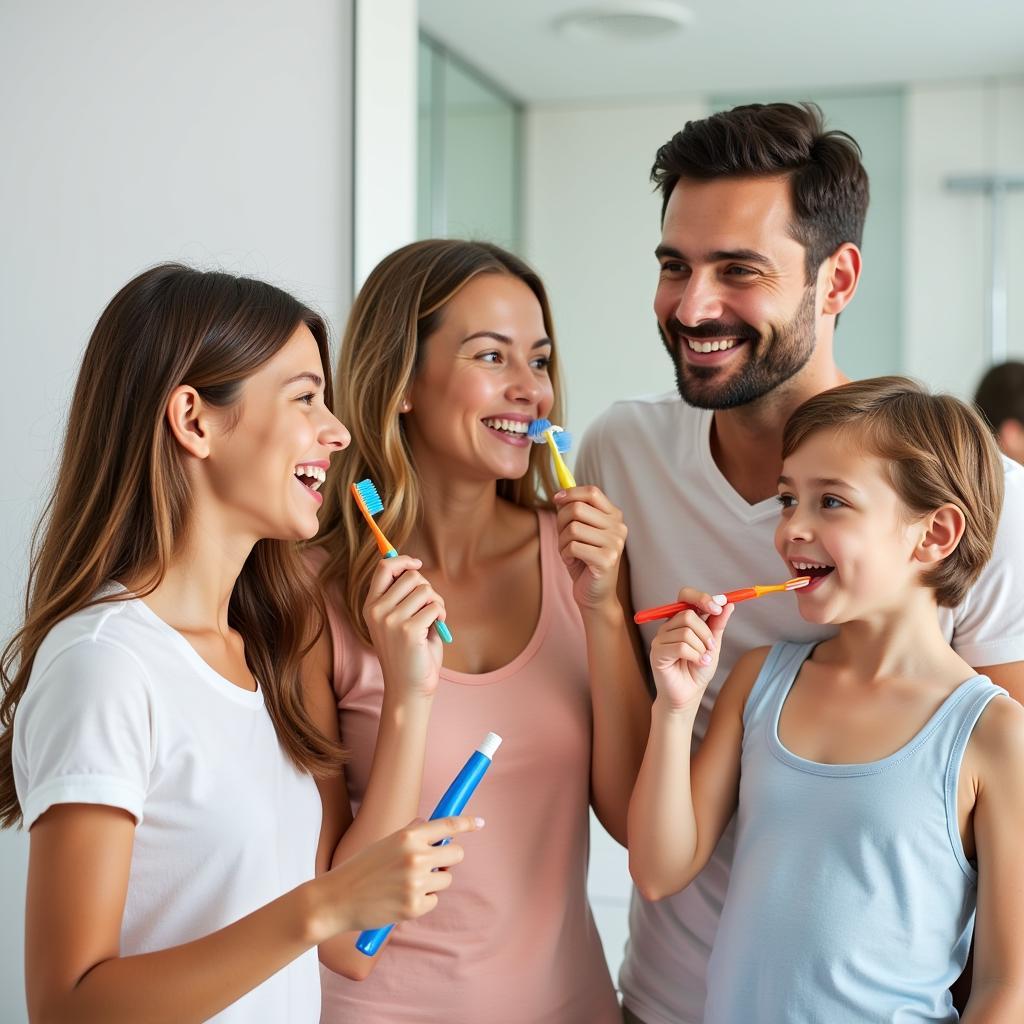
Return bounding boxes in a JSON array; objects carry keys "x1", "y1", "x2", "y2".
[
  {"x1": 355, "y1": 732, "x2": 502, "y2": 956},
  {"x1": 351, "y1": 477, "x2": 453, "y2": 644}
]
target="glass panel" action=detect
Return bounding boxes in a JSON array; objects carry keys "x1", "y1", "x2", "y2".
[{"x1": 417, "y1": 38, "x2": 436, "y2": 239}]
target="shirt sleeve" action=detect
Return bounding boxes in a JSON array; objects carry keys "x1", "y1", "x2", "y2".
[
  {"x1": 948, "y1": 458, "x2": 1024, "y2": 668},
  {"x1": 14, "y1": 639, "x2": 154, "y2": 829}
]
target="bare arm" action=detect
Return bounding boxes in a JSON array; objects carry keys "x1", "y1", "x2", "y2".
[
  {"x1": 305, "y1": 557, "x2": 444, "y2": 980},
  {"x1": 961, "y1": 696, "x2": 1024, "y2": 1022},
  {"x1": 627, "y1": 594, "x2": 766, "y2": 901},
  {"x1": 25, "y1": 802, "x2": 477, "y2": 1024}
]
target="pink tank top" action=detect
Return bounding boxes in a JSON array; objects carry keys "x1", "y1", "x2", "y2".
[{"x1": 318, "y1": 511, "x2": 619, "y2": 1023}]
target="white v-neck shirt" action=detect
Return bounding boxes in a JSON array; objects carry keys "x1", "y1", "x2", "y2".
[
  {"x1": 14, "y1": 592, "x2": 322, "y2": 1023},
  {"x1": 576, "y1": 391, "x2": 1024, "y2": 1024}
]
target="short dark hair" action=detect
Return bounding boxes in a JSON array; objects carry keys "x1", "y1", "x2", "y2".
[
  {"x1": 783, "y1": 377, "x2": 1004, "y2": 608},
  {"x1": 974, "y1": 360, "x2": 1024, "y2": 432},
  {"x1": 652, "y1": 102, "x2": 870, "y2": 282}
]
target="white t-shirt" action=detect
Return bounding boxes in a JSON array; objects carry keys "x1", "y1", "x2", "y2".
[
  {"x1": 13, "y1": 591, "x2": 323, "y2": 1024},
  {"x1": 576, "y1": 392, "x2": 1024, "y2": 1024}
]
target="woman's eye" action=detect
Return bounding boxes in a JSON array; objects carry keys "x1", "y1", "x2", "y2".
[
  {"x1": 298, "y1": 393, "x2": 316, "y2": 406},
  {"x1": 531, "y1": 356, "x2": 552, "y2": 371},
  {"x1": 478, "y1": 351, "x2": 501, "y2": 364},
  {"x1": 776, "y1": 493, "x2": 796, "y2": 510}
]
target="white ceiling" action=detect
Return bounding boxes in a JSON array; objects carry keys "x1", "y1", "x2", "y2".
[{"x1": 419, "y1": 0, "x2": 1024, "y2": 105}]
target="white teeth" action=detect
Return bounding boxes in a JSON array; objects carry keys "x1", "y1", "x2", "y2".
[
  {"x1": 294, "y1": 465, "x2": 326, "y2": 491},
  {"x1": 792, "y1": 560, "x2": 832, "y2": 571},
  {"x1": 687, "y1": 338, "x2": 737, "y2": 354},
  {"x1": 483, "y1": 417, "x2": 528, "y2": 434}
]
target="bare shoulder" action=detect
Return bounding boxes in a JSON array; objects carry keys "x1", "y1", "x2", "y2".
[{"x1": 969, "y1": 693, "x2": 1024, "y2": 774}]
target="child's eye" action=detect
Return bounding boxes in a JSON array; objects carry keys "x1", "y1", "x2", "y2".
[
  {"x1": 776, "y1": 493, "x2": 796, "y2": 510},
  {"x1": 822, "y1": 495, "x2": 845, "y2": 510}
]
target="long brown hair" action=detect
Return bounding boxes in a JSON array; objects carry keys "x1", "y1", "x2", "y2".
[
  {"x1": 0, "y1": 263, "x2": 345, "y2": 828},
  {"x1": 315, "y1": 239, "x2": 565, "y2": 646}
]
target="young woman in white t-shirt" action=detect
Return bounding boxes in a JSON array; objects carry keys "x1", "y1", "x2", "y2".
[{"x1": 0, "y1": 264, "x2": 480, "y2": 1023}]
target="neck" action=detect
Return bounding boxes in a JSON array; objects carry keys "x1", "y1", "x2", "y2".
[
  {"x1": 710, "y1": 342, "x2": 847, "y2": 504},
  {"x1": 406, "y1": 473, "x2": 506, "y2": 579},
  {"x1": 824, "y1": 588, "x2": 963, "y2": 682},
  {"x1": 127, "y1": 507, "x2": 256, "y2": 634}
]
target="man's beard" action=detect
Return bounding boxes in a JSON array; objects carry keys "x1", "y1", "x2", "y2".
[{"x1": 662, "y1": 286, "x2": 817, "y2": 410}]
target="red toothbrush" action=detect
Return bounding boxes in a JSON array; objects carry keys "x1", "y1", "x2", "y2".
[{"x1": 634, "y1": 577, "x2": 811, "y2": 625}]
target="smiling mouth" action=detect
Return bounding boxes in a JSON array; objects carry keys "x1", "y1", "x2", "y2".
[
  {"x1": 685, "y1": 337, "x2": 741, "y2": 354},
  {"x1": 789, "y1": 561, "x2": 835, "y2": 591},
  {"x1": 294, "y1": 465, "x2": 326, "y2": 492}
]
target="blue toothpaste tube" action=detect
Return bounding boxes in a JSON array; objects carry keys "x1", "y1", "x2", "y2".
[{"x1": 355, "y1": 731, "x2": 502, "y2": 957}]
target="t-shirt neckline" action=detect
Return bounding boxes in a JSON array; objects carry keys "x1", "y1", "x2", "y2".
[{"x1": 106, "y1": 583, "x2": 265, "y2": 708}]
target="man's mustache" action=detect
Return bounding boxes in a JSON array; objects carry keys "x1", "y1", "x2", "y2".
[{"x1": 667, "y1": 317, "x2": 760, "y2": 342}]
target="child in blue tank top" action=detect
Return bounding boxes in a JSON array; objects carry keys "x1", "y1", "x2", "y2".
[{"x1": 628, "y1": 377, "x2": 1024, "y2": 1022}]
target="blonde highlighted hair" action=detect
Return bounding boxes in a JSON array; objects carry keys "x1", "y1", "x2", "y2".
[
  {"x1": 314, "y1": 239, "x2": 565, "y2": 645},
  {"x1": 782, "y1": 376, "x2": 1004, "y2": 607}
]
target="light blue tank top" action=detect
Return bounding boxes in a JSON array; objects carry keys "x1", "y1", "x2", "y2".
[{"x1": 704, "y1": 641, "x2": 1006, "y2": 1024}]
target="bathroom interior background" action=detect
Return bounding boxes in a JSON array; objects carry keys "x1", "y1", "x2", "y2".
[{"x1": 1, "y1": 2, "x2": 1022, "y2": 1018}]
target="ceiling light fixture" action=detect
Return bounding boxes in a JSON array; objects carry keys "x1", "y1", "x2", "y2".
[{"x1": 552, "y1": 1, "x2": 694, "y2": 41}]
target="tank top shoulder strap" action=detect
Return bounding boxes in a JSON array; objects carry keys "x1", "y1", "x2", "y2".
[
  {"x1": 742, "y1": 640, "x2": 816, "y2": 730},
  {"x1": 943, "y1": 675, "x2": 1008, "y2": 880}
]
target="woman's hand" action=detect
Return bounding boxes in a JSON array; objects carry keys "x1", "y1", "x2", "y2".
[
  {"x1": 314, "y1": 815, "x2": 483, "y2": 939},
  {"x1": 554, "y1": 486, "x2": 628, "y2": 616},
  {"x1": 362, "y1": 556, "x2": 446, "y2": 701},
  {"x1": 649, "y1": 588, "x2": 734, "y2": 715}
]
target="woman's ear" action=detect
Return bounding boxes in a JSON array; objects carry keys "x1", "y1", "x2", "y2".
[
  {"x1": 914, "y1": 504, "x2": 966, "y2": 566},
  {"x1": 165, "y1": 385, "x2": 211, "y2": 459}
]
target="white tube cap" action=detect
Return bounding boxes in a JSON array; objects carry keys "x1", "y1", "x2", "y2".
[{"x1": 478, "y1": 732, "x2": 502, "y2": 759}]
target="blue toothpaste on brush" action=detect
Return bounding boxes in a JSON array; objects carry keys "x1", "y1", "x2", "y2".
[{"x1": 355, "y1": 732, "x2": 503, "y2": 957}]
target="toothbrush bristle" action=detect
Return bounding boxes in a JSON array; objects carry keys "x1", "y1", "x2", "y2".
[
  {"x1": 786, "y1": 576, "x2": 811, "y2": 590},
  {"x1": 549, "y1": 428, "x2": 573, "y2": 454},
  {"x1": 527, "y1": 418, "x2": 552, "y2": 441},
  {"x1": 353, "y1": 478, "x2": 384, "y2": 516}
]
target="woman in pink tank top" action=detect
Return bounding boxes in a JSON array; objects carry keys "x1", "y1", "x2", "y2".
[{"x1": 302, "y1": 240, "x2": 651, "y2": 1023}]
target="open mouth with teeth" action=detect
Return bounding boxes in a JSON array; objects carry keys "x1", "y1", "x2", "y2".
[
  {"x1": 789, "y1": 560, "x2": 835, "y2": 593},
  {"x1": 481, "y1": 417, "x2": 531, "y2": 445},
  {"x1": 294, "y1": 464, "x2": 326, "y2": 497}
]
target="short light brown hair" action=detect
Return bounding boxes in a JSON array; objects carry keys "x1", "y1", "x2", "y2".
[{"x1": 782, "y1": 376, "x2": 1004, "y2": 607}]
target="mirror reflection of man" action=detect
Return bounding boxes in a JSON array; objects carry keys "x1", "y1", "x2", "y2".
[{"x1": 576, "y1": 102, "x2": 1024, "y2": 1024}]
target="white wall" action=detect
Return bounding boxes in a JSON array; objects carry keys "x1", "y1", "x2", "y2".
[
  {"x1": 524, "y1": 99, "x2": 708, "y2": 443},
  {"x1": 0, "y1": 2, "x2": 354, "y2": 1019},
  {"x1": 904, "y1": 76, "x2": 1024, "y2": 395}
]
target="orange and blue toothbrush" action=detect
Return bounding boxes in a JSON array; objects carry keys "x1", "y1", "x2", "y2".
[{"x1": 351, "y1": 478, "x2": 453, "y2": 644}]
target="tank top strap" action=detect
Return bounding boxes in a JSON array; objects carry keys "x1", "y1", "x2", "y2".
[
  {"x1": 742, "y1": 640, "x2": 816, "y2": 731},
  {"x1": 943, "y1": 675, "x2": 1008, "y2": 880}
]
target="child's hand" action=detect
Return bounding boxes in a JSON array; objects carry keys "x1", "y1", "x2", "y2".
[
  {"x1": 362, "y1": 555, "x2": 445, "y2": 701},
  {"x1": 554, "y1": 485, "x2": 627, "y2": 616},
  {"x1": 649, "y1": 588, "x2": 734, "y2": 714}
]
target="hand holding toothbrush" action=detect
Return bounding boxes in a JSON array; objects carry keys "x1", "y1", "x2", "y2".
[
  {"x1": 363, "y1": 555, "x2": 446, "y2": 701},
  {"x1": 650, "y1": 589, "x2": 735, "y2": 715},
  {"x1": 553, "y1": 485, "x2": 628, "y2": 617}
]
